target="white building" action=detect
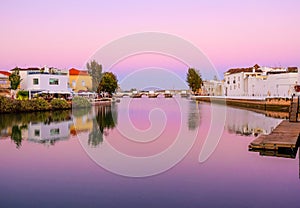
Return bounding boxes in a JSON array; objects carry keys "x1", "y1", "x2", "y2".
[
  {"x1": 224, "y1": 64, "x2": 298, "y2": 97},
  {"x1": 202, "y1": 79, "x2": 224, "y2": 96},
  {"x1": 12, "y1": 66, "x2": 70, "y2": 95}
]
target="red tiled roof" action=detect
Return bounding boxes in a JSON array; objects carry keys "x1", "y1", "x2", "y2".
[
  {"x1": 0, "y1": 71, "x2": 11, "y2": 76},
  {"x1": 69, "y1": 68, "x2": 89, "y2": 75},
  {"x1": 225, "y1": 64, "x2": 262, "y2": 75}
]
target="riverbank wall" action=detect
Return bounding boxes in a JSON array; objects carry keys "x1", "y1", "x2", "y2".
[{"x1": 192, "y1": 96, "x2": 291, "y2": 112}]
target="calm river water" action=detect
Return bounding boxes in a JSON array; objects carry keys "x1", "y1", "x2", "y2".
[{"x1": 0, "y1": 97, "x2": 299, "y2": 207}]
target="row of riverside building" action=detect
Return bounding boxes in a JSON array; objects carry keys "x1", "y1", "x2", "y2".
[
  {"x1": 202, "y1": 64, "x2": 299, "y2": 98},
  {"x1": 0, "y1": 64, "x2": 299, "y2": 98},
  {"x1": 0, "y1": 66, "x2": 92, "y2": 97}
]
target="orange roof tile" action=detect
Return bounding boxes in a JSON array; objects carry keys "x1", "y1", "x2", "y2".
[
  {"x1": 69, "y1": 68, "x2": 89, "y2": 75},
  {"x1": 0, "y1": 71, "x2": 11, "y2": 76}
]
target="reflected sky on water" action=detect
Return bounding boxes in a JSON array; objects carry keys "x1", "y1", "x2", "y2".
[{"x1": 0, "y1": 97, "x2": 299, "y2": 207}]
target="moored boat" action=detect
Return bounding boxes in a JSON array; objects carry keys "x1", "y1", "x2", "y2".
[
  {"x1": 148, "y1": 90, "x2": 159, "y2": 98},
  {"x1": 164, "y1": 90, "x2": 173, "y2": 98},
  {"x1": 180, "y1": 90, "x2": 189, "y2": 98},
  {"x1": 89, "y1": 98, "x2": 113, "y2": 106}
]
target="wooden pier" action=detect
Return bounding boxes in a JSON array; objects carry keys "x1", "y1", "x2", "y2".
[
  {"x1": 249, "y1": 96, "x2": 300, "y2": 151},
  {"x1": 249, "y1": 120, "x2": 300, "y2": 150}
]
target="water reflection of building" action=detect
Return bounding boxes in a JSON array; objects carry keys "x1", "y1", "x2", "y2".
[
  {"x1": 70, "y1": 104, "x2": 118, "y2": 147},
  {"x1": 188, "y1": 101, "x2": 200, "y2": 131},
  {"x1": 226, "y1": 107, "x2": 282, "y2": 136},
  {"x1": 70, "y1": 108, "x2": 94, "y2": 135},
  {"x1": 27, "y1": 120, "x2": 72, "y2": 145}
]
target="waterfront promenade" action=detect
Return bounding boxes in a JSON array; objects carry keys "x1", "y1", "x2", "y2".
[{"x1": 192, "y1": 95, "x2": 291, "y2": 112}]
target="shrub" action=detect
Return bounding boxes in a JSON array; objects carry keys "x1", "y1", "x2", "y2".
[
  {"x1": 50, "y1": 98, "x2": 71, "y2": 110},
  {"x1": 31, "y1": 98, "x2": 51, "y2": 111},
  {"x1": 20, "y1": 98, "x2": 51, "y2": 111},
  {"x1": 17, "y1": 90, "x2": 29, "y2": 100},
  {"x1": 72, "y1": 96, "x2": 91, "y2": 108},
  {"x1": 0, "y1": 96, "x2": 20, "y2": 113}
]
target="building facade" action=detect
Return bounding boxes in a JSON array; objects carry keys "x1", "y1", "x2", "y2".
[
  {"x1": 0, "y1": 71, "x2": 11, "y2": 97},
  {"x1": 12, "y1": 66, "x2": 70, "y2": 95},
  {"x1": 69, "y1": 68, "x2": 92, "y2": 92},
  {"x1": 202, "y1": 80, "x2": 224, "y2": 96},
  {"x1": 224, "y1": 64, "x2": 298, "y2": 97}
]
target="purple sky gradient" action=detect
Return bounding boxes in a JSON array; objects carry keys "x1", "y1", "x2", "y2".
[{"x1": 1, "y1": 0, "x2": 300, "y2": 78}]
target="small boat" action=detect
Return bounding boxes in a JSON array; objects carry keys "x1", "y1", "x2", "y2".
[
  {"x1": 148, "y1": 91, "x2": 158, "y2": 98},
  {"x1": 89, "y1": 98, "x2": 113, "y2": 106},
  {"x1": 180, "y1": 90, "x2": 189, "y2": 98},
  {"x1": 164, "y1": 90, "x2": 173, "y2": 98}
]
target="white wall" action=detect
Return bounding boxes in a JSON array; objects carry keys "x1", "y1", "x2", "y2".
[
  {"x1": 266, "y1": 73, "x2": 297, "y2": 97},
  {"x1": 224, "y1": 71, "x2": 298, "y2": 98},
  {"x1": 202, "y1": 80, "x2": 224, "y2": 96},
  {"x1": 27, "y1": 74, "x2": 69, "y2": 92},
  {"x1": 19, "y1": 71, "x2": 28, "y2": 90},
  {"x1": 224, "y1": 73, "x2": 247, "y2": 96}
]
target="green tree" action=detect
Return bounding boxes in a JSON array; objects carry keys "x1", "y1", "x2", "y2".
[
  {"x1": 186, "y1": 68, "x2": 202, "y2": 93},
  {"x1": 9, "y1": 68, "x2": 22, "y2": 90},
  {"x1": 98, "y1": 72, "x2": 118, "y2": 95},
  {"x1": 86, "y1": 60, "x2": 103, "y2": 92}
]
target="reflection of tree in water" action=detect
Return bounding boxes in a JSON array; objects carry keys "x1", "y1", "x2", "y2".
[
  {"x1": 188, "y1": 101, "x2": 201, "y2": 131},
  {"x1": 88, "y1": 104, "x2": 118, "y2": 147},
  {"x1": 11, "y1": 125, "x2": 22, "y2": 148}
]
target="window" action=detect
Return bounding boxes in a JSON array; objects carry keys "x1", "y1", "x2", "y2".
[
  {"x1": 34, "y1": 129, "x2": 40, "y2": 136},
  {"x1": 50, "y1": 128, "x2": 60, "y2": 135},
  {"x1": 33, "y1": 78, "x2": 39, "y2": 85},
  {"x1": 82, "y1": 80, "x2": 85, "y2": 87},
  {"x1": 238, "y1": 77, "x2": 240, "y2": 81},
  {"x1": 72, "y1": 80, "x2": 76, "y2": 88},
  {"x1": 49, "y1": 78, "x2": 59, "y2": 85}
]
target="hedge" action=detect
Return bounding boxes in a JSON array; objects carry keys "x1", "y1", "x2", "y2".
[
  {"x1": 0, "y1": 96, "x2": 70, "y2": 113},
  {"x1": 72, "y1": 96, "x2": 91, "y2": 108},
  {"x1": 50, "y1": 98, "x2": 71, "y2": 109}
]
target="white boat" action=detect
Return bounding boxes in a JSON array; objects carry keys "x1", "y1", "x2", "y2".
[
  {"x1": 148, "y1": 90, "x2": 159, "y2": 98},
  {"x1": 180, "y1": 90, "x2": 189, "y2": 98},
  {"x1": 164, "y1": 90, "x2": 173, "y2": 98}
]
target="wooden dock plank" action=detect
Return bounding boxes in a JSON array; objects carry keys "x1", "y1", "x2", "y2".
[{"x1": 249, "y1": 120, "x2": 300, "y2": 150}]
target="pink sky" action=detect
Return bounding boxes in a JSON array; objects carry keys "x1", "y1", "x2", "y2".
[{"x1": 1, "y1": 0, "x2": 300, "y2": 78}]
